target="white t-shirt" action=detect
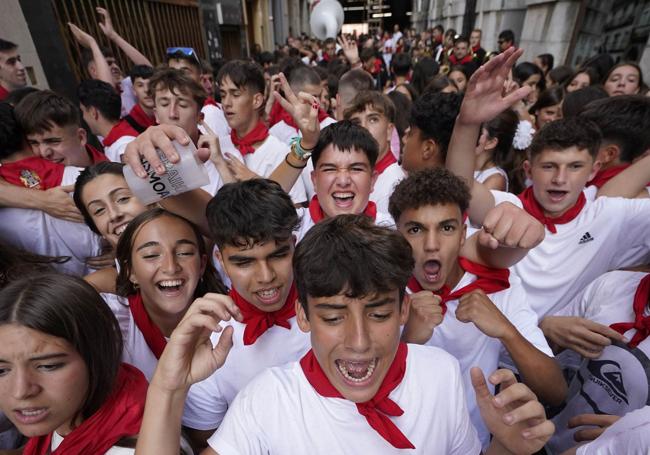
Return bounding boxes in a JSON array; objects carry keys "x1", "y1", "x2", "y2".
[
  {"x1": 474, "y1": 167, "x2": 509, "y2": 192},
  {"x1": 295, "y1": 206, "x2": 395, "y2": 242},
  {"x1": 370, "y1": 162, "x2": 406, "y2": 214},
  {"x1": 221, "y1": 134, "x2": 307, "y2": 204},
  {"x1": 208, "y1": 344, "x2": 481, "y2": 454},
  {"x1": 500, "y1": 192, "x2": 650, "y2": 318},
  {"x1": 182, "y1": 316, "x2": 311, "y2": 430},
  {"x1": 546, "y1": 271, "x2": 650, "y2": 454},
  {"x1": 51, "y1": 430, "x2": 134, "y2": 454},
  {"x1": 101, "y1": 293, "x2": 159, "y2": 382},
  {"x1": 0, "y1": 166, "x2": 103, "y2": 276},
  {"x1": 268, "y1": 117, "x2": 337, "y2": 146},
  {"x1": 410, "y1": 272, "x2": 553, "y2": 447},
  {"x1": 575, "y1": 405, "x2": 650, "y2": 455},
  {"x1": 104, "y1": 135, "x2": 136, "y2": 163},
  {"x1": 201, "y1": 103, "x2": 230, "y2": 139}
]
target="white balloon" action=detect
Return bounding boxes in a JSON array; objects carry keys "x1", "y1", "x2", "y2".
[{"x1": 310, "y1": 0, "x2": 344, "y2": 40}]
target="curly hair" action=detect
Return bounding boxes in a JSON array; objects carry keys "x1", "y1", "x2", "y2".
[
  {"x1": 388, "y1": 167, "x2": 470, "y2": 224},
  {"x1": 409, "y1": 91, "x2": 462, "y2": 159}
]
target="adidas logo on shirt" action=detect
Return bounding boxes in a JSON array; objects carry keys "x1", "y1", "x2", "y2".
[{"x1": 578, "y1": 232, "x2": 594, "y2": 244}]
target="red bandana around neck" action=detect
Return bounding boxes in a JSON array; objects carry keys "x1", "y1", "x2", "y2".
[
  {"x1": 449, "y1": 54, "x2": 474, "y2": 65},
  {"x1": 472, "y1": 44, "x2": 481, "y2": 53},
  {"x1": 23, "y1": 363, "x2": 147, "y2": 455},
  {"x1": 229, "y1": 283, "x2": 299, "y2": 345},
  {"x1": 610, "y1": 274, "x2": 650, "y2": 349},
  {"x1": 308, "y1": 196, "x2": 377, "y2": 224},
  {"x1": 102, "y1": 121, "x2": 139, "y2": 147},
  {"x1": 277, "y1": 102, "x2": 329, "y2": 131},
  {"x1": 129, "y1": 103, "x2": 156, "y2": 130},
  {"x1": 407, "y1": 257, "x2": 510, "y2": 317},
  {"x1": 203, "y1": 97, "x2": 221, "y2": 108},
  {"x1": 230, "y1": 121, "x2": 269, "y2": 156},
  {"x1": 0, "y1": 156, "x2": 64, "y2": 190},
  {"x1": 518, "y1": 186, "x2": 586, "y2": 234},
  {"x1": 587, "y1": 164, "x2": 630, "y2": 189},
  {"x1": 0, "y1": 84, "x2": 9, "y2": 101},
  {"x1": 374, "y1": 150, "x2": 397, "y2": 175},
  {"x1": 300, "y1": 342, "x2": 414, "y2": 449},
  {"x1": 128, "y1": 292, "x2": 167, "y2": 358}
]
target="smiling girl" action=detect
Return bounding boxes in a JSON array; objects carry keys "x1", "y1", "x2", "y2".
[
  {"x1": 0, "y1": 273, "x2": 146, "y2": 454},
  {"x1": 104, "y1": 208, "x2": 226, "y2": 381}
]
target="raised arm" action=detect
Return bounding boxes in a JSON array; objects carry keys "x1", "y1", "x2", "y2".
[
  {"x1": 446, "y1": 47, "x2": 531, "y2": 224},
  {"x1": 597, "y1": 152, "x2": 650, "y2": 199},
  {"x1": 135, "y1": 295, "x2": 242, "y2": 455},
  {"x1": 68, "y1": 23, "x2": 113, "y2": 85},
  {"x1": 97, "y1": 7, "x2": 152, "y2": 66}
]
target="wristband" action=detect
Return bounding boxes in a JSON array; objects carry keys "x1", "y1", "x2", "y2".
[
  {"x1": 290, "y1": 136, "x2": 313, "y2": 160},
  {"x1": 285, "y1": 153, "x2": 308, "y2": 169}
]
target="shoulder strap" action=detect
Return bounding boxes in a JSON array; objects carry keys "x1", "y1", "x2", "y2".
[{"x1": 123, "y1": 114, "x2": 146, "y2": 134}]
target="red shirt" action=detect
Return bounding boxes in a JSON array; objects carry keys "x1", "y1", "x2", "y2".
[
  {"x1": 0, "y1": 85, "x2": 9, "y2": 102},
  {"x1": 0, "y1": 156, "x2": 64, "y2": 190}
]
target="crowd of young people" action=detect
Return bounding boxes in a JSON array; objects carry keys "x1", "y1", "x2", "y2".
[{"x1": 1, "y1": 8, "x2": 649, "y2": 454}]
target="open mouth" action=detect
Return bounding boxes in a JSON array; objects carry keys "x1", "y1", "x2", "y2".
[
  {"x1": 156, "y1": 279, "x2": 186, "y2": 295},
  {"x1": 254, "y1": 286, "x2": 282, "y2": 306},
  {"x1": 547, "y1": 190, "x2": 569, "y2": 203},
  {"x1": 332, "y1": 192, "x2": 355, "y2": 208},
  {"x1": 114, "y1": 223, "x2": 129, "y2": 237},
  {"x1": 336, "y1": 358, "x2": 377, "y2": 384},
  {"x1": 422, "y1": 259, "x2": 441, "y2": 283},
  {"x1": 13, "y1": 408, "x2": 48, "y2": 425}
]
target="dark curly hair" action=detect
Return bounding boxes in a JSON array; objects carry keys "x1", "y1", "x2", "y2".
[
  {"x1": 409, "y1": 91, "x2": 462, "y2": 159},
  {"x1": 388, "y1": 167, "x2": 470, "y2": 224}
]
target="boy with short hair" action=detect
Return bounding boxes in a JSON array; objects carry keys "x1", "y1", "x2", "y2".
[
  {"x1": 0, "y1": 38, "x2": 27, "y2": 101},
  {"x1": 124, "y1": 64, "x2": 156, "y2": 133},
  {"x1": 14, "y1": 90, "x2": 107, "y2": 166},
  {"x1": 180, "y1": 179, "x2": 310, "y2": 448},
  {"x1": 136, "y1": 214, "x2": 555, "y2": 455},
  {"x1": 268, "y1": 65, "x2": 335, "y2": 144},
  {"x1": 389, "y1": 167, "x2": 564, "y2": 446},
  {"x1": 344, "y1": 91, "x2": 405, "y2": 212},
  {"x1": 445, "y1": 47, "x2": 650, "y2": 320},
  {"x1": 77, "y1": 79, "x2": 138, "y2": 162},
  {"x1": 579, "y1": 95, "x2": 650, "y2": 191},
  {"x1": 335, "y1": 68, "x2": 375, "y2": 121},
  {"x1": 216, "y1": 60, "x2": 307, "y2": 203},
  {"x1": 0, "y1": 102, "x2": 102, "y2": 275},
  {"x1": 166, "y1": 47, "x2": 230, "y2": 138},
  {"x1": 148, "y1": 68, "x2": 243, "y2": 196},
  {"x1": 402, "y1": 91, "x2": 463, "y2": 173}
]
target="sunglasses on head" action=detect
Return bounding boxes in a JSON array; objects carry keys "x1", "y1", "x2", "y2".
[{"x1": 166, "y1": 47, "x2": 200, "y2": 66}]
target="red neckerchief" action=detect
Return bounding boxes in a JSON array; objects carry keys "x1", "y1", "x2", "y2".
[
  {"x1": 230, "y1": 121, "x2": 269, "y2": 156},
  {"x1": 374, "y1": 150, "x2": 397, "y2": 175},
  {"x1": 204, "y1": 97, "x2": 221, "y2": 108},
  {"x1": 0, "y1": 156, "x2": 64, "y2": 190},
  {"x1": 449, "y1": 54, "x2": 473, "y2": 65},
  {"x1": 102, "y1": 121, "x2": 139, "y2": 147},
  {"x1": 518, "y1": 186, "x2": 586, "y2": 234},
  {"x1": 308, "y1": 195, "x2": 377, "y2": 224},
  {"x1": 23, "y1": 363, "x2": 146, "y2": 455},
  {"x1": 610, "y1": 274, "x2": 650, "y2": 349},
  {"x1": 0, "y1": 84, "x2": 9, "y2": 101},
  {"x1": 276, "y1": 103, "x2": 330, "y2": 131},
  {"x1": 588, "y1": 164, "x2": 630, "y2": 188},
  {"x1": 229, "y1": 283, "x2": 299, "y2": 345},
  {"x1": 300, "y1": 342, "x2": 414, "y2": 449},
  {"x1": 268, "y1": 100, "x2": 284, "y2": 127},
  {"x1": 471, "y1": 44, "x2": 481, "y2": 53},
  {"x1": 128, "y1": 292, "x2": 167, "y2": 359},
  {"x1": 407, "y1": 257, "x2": 510, "y2": 317},
  {"x1": 128, "y1": 103, "x2": 156, "y2": 130},
  {"x1": 85, "y1": 144, "x2": 108, "y2": 164}
]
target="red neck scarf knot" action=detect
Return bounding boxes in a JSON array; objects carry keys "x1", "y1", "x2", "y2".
[
  {"x1": 518, "y1": 186, "x2": 586, "y2": 234},
  {"x1": 230, "y1": 121, "x2": 269, "y2": 156},
  {"x1": 229, "y1": 283, "x2": 299, "y2": 345},
  {"x1": 300, "y1": 343, "x2": 414, "y2": 449}
]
